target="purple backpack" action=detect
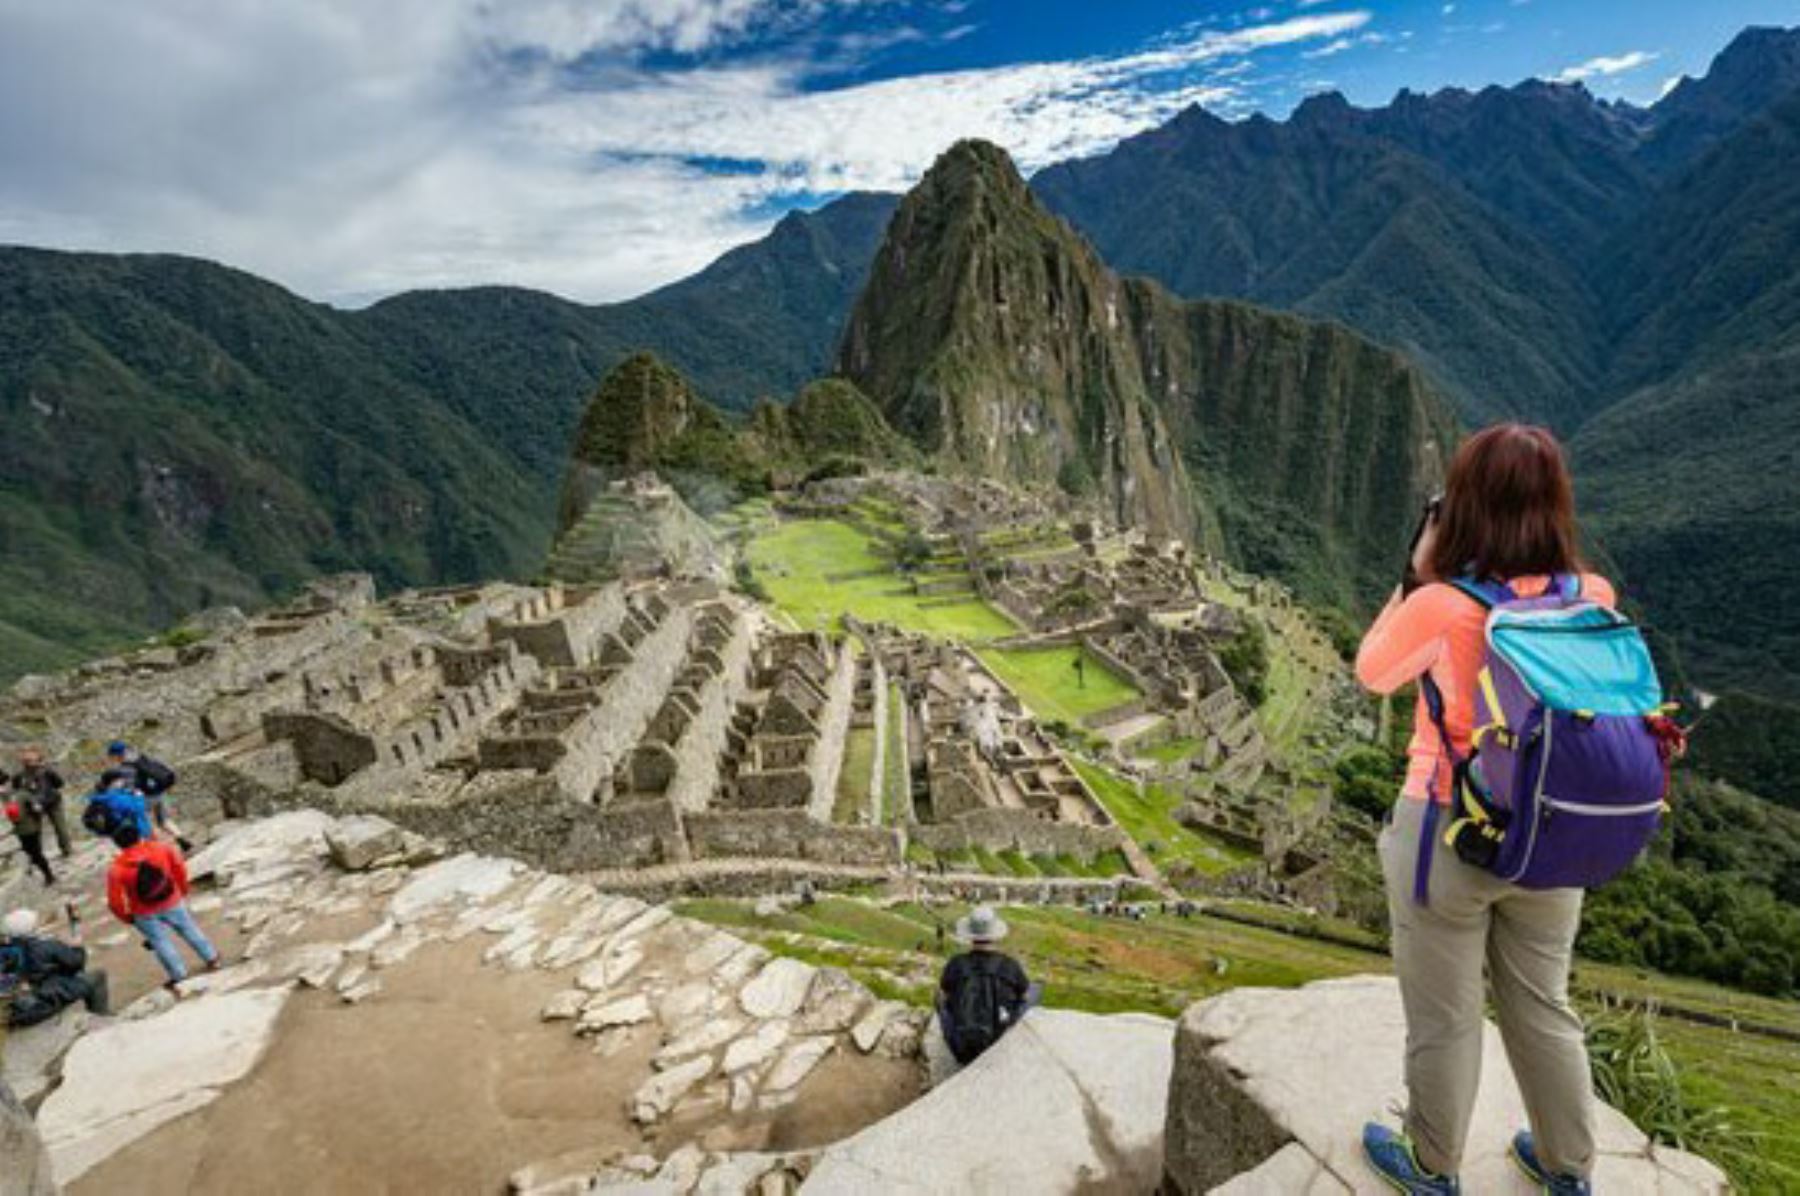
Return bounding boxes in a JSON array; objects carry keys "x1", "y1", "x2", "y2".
[{"x1": 1413, "y1": 574, "x2": 1684, "y2": 902}]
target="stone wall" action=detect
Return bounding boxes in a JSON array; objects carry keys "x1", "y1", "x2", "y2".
[
  {"x1": 686, "y1": 810, "x2": 901, "y2": 867},
  {"x1": 806, "y1": 642, "x2": 858, "y2": 822},
  {"x1": 549, "y1": 601, "x2": 695, "y2": 803},
  {"x1": 487, "y1": 584, "x2": 626, "y2": 669},
  {"x1": 910, "y1": 808, "x2": 1126, "y2": 863},
  {"x1": 630, "y1": 606, "x2": 752, "y2": 814}
]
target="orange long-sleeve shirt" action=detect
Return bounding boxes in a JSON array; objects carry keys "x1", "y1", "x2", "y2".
[
  {"x1": 1355, "y1": 572, "x2": 1617, "y2": 803},
  {"x1": 106, "y1": 839, "x2": 191, "y2": 922}
]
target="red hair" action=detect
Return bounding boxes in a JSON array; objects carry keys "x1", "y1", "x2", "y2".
[{"x1": 1428, "y1": 423, "x2": 1584, "y2": 582}]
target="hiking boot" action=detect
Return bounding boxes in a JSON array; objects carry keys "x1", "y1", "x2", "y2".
[
  {"x1": 1362, "y1": 1123, "x2": 1462, "y2": 1194},
  {"x1": 84, "y1": 970, "x2": 110, "y2": 1016},
  {"x1": 1511, "y1": 1131, "x2": 1592, "y2": 1195}
]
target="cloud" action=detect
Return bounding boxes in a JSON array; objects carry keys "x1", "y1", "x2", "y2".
[
  {"x1": 1552, "y1": 49, "x2": 1659, "y2": 84},
  {"x1": 1658, "y1": 73, "x2": 1686, "y2": 99},
  {"x1": 1303, "y1": 38, "x2": 1354, "y2": 58},
  {"x1": 0, "y1": 1, "x2": 1368, "y2": 303}
]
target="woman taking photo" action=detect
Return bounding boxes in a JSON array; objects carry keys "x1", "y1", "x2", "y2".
[{"x1": 1356, "y1": 424, "x2": 1609, "y2": 1196}]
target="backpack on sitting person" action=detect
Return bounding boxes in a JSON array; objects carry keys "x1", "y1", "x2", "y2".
[
  {"x1": 947, "y1": 960, "x2": 1006, "y2": 1064},
  {"x1": 1413, "y1": 573, "x2": 1687, "y2": 902},
  {"x1": 82, "y1": 799, "x2": 120, "y2": 837}
]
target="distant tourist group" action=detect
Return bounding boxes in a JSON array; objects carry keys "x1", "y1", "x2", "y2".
[{"x1": 3, "y1": 739, "x2": 219, "y2": 1029}]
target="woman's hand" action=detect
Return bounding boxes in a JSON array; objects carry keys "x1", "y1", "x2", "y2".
[{"x1": 1410, "y1": 514, "x2": 1439, "y2": 581}]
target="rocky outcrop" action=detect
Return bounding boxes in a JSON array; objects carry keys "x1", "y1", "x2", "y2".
[
  {"x1": 0, "y1": 1077, "x2": 55, "y2": 1196},
  {"x1": 37, "y1": 986, "x2": 293, "y2": 1185},
  {"x1": 802, "y1": 1007, "x2": 1174, "y2": 1194},
  {"x1": 1162, "y1": 976, "x2": 1730, "y2": 1194}
]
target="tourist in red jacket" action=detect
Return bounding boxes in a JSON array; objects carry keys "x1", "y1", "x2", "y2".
[{"x1": 106, "y1": 821, "x2": 219, "y2": 992}]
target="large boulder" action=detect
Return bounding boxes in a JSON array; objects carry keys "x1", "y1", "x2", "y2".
[
  {"x1": 0, "y1": 1077, "x2": 55, "y2": 1196},
  {"x1": 1162, "y1": 976, "x2": 1730, "y2": 1194},
  {"x1": 324, "y1": 814, "x2": 405, "y2": 871},
  {"x1": 36, "y1": 986, "x2": 291, "y2": 1185},
  {"x1": 802, "y1": 1007, "x2": 1173, "y2": 1194}
]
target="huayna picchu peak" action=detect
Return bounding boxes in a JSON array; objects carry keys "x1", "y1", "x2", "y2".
[{"x1": 842, "y1": 139, "x2": 1456, "y2": 610}]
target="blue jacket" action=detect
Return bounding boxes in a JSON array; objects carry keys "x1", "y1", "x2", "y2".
[{"x1": 85, "y1": 790, "x2": 153, "y2": 840}]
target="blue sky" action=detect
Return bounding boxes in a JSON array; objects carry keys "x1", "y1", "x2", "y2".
[{"x1": 1, "y1": 0, "x2": 1795, "y2": 304}]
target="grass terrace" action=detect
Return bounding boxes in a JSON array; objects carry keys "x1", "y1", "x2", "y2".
[
  {"x1": 1072, "y1": 759, "x2": 1257, "y2": 878},
  {"x1": 744, "y1": 519, "x2": 1015, "y2": 641},
  {"x1": 978, "y1": 644, "x2": 1138, "y2": 726}
]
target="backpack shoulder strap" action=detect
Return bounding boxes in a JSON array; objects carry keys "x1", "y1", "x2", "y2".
[{"x1": 1449, "y1": 576, "x2": 1515, "y2": 609}]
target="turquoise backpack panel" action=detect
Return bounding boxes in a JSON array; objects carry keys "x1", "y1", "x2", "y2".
[{"x1": 1488, "y1": 606, "x2": 1662, "y2": 714}]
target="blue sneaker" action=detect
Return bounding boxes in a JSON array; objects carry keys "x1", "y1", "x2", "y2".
[
  {"x1": 1511, "y1": 1130, "x2": 1592, "y2": 1195},
  {"x1": 1362, "y1": 1123, "x2": 1462, "y2": 1194}
]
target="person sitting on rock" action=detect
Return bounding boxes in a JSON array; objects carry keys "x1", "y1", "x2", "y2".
[
  {"x1": 12, "y1": 746, "x2": 72, "y2": 859},
  {"x1": 0, "y1": 908, "x2": 109, "y2": 1027},
  {"x1": 105, "y1": 821, "x2": 219, "y2": 994},
  {"x1": 936, "y1": 905, "x2": 1033, "y2": 1065},
  {"x1": 82, "y1": 770, "x2": 154, "y2": 842}
]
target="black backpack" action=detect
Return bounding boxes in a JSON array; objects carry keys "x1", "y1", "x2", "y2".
[
  {"x1": 947, "y1": 958, "x2": 1006, "y2": 1064},
  {"x1": 133, "y1": 857, "x2": 176, "y2": 906},
  {"x1": 133, "y1": 756, "x2": 177, "y2": 797},
  {"x1": 82, "y1": 800, "x2": 119, "y2": 837}
]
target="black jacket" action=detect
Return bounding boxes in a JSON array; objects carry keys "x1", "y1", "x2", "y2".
[{"x1": 0, "y1": 934, "x2": 86, "y2": 984}]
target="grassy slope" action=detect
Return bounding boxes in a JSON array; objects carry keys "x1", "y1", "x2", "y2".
[
  {"x1": 1072, "y1": 760, "x2": 1255, "y2": 878},
  {"x1": 677, "y1": 895, "x2": 1800, "y2": 1182}
]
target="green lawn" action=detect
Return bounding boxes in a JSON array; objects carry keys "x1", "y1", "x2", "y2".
[
  {"x1": 1137, "y1": 736, "x2": 1204, "y2": 764},
  {"x1": 745, "y1": 519, "x2": 1015, "y2": 641},
  {"x1": 834, "y1": 727, "x2": 876, "y2": 824},
  {"x1": 979, "y1": 645, "x2": 1140, "y2": 726},
  {"x1": 881, "y1": 682, "x2": 911, "y2": 825},
  {"x1": 1073, "y1": 759, "x2": 1257, "y2": 878}
]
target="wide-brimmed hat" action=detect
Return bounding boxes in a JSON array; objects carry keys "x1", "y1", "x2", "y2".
[
  {"x1": 2, "y1": 908, "x2": 40, "y2": 937},
  {"x1": 954, "y1": 905, "x2": 1009, "y2": 944}
]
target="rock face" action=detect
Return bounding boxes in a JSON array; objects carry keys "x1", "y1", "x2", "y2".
[
  {"x1": 839, "y1": 139, "x2": 1457, "y2": 607},
  {"x1": 1161, "y1": 976, "x2": 1730, "y2": 1194},
  {"x1": 36, "y1": 985, "x2": 292, "y2": 1185},
  {"x1": 839, "y1": 140, "x2": 1200, "y2": 545},
  {"x1": 802, "y1": 1007, "x2": 1174, "y2": 1194},
  {"x1": 0, "y1": 1077, "x2": 55, "y2": 1196}
]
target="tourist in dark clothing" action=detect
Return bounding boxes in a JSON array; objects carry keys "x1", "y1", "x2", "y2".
[
  {"x1": 104, "y1": 740, "x2": 192, "y2": 850},
  {"x1": 13, "y1": 747, "x2": 71, "y2": 858},
  {"x1": 936, "y1": 905, "x2": 1033, "y2": 1065},
  {"x1": 3, "y1": 778, "x2": 57, "y2": 886},
  {"x1": 0, "y1": 908, "x2": 109, "y2": 1027}
]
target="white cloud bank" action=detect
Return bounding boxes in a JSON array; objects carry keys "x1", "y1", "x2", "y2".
[
  {"x1": 0, "y1": 0, "x2": 1366, "y2": 303},
  {"x1": 1552, "y1": 50, "x2": 1659, "y2": 85}
]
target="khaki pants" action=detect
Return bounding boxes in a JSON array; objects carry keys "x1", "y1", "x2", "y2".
[{"x1": 1380, "y1": 798, "x2": 1596, "y2": 1178}]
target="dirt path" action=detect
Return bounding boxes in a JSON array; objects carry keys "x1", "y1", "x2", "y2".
[{"x1": 71, "y1": 934, "x2": 921, "y2": 1195}]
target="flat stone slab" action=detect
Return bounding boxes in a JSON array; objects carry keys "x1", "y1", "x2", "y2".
[
  {"x1": 802, "y1": 1007, "x2": 1174, "y2": 1195},
  {"x1": 37, "y1": 986, "x2": 291, "y2": 1185},
  {"x1": 187, "y1": 809, "x2": 334, "y2": 882},
  {"x1": 739, "y1": 958, "x2": 816, "y2": 1021},
  {"x1": 388, "y1": 853, "x2": 519, "y2": 921},
  {"x1": 1162, "y1": 976, "x2": 1729, "y2": 1195}
]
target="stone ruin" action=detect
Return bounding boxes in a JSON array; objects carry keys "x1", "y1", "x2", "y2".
[{"x1": 849, "y1": 619, "x2": 1130, "y2": 869}]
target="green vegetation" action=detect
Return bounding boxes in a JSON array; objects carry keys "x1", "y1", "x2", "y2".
[
  {"x1": 1137, "y1": 737, "x2": 1202, "y2": 764},
  {"x1": 977, "y1": 645, "x2": 1139, "y2": 727},
  {"x1": 1071, "y1": 759, "x2": 1255, "y2": 879},
  {"x1": 834, "y1": 728, "x2": 876, "y2": 824},
  {"x1": 744, "y1": 519, "x2": 1014, "y2": 641},
  {"x1": 1587, "y1": 1003, "x2": 1794, "y2": 1191},
  {"x1": 1580, "y1": 777, "x2": 1800, "y2": 998},
  {"x1": 1215, "y1": 614, "x2": 1270, "y2": 707},
  {"x1": 676, "y1": 891, "x2": 1800, "y2": 1188},
  {"x1": 881, "y1": 683, "x2": 911, "y2": 825}
]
